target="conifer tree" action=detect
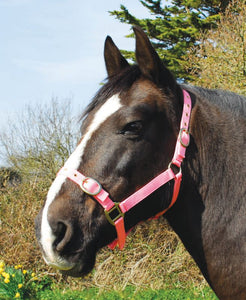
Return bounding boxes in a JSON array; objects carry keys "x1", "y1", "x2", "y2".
[{"x1": 110, "y1": 0, "x2": 231, "y2": 81}]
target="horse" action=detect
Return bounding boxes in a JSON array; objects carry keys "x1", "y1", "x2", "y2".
[{"x1": 35, "y1": 26, "x2": 246, "y2": 299}]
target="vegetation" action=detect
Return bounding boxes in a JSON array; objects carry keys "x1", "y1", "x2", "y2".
[
  {"x1": 38, "y1": 286, "x2": 217, "y2": 300},
  {"x1": 187, "y1": 0, "x2": 246, "y2": 95},
  {"x1": 0, "y1": 99, "x2": 78, "y2": 181},
  {"x1": 0, "y1": 262, "x2": 52, "y2": 299},
  {"x1": 0, "y1": 262, "x2": 217, "y2": 299},
  {"x1": 0, "y1": 168, "x2": 21, "y2": 189},
  {"x1": 110, "y1": 0, "x2": 231, "y2": 80}
]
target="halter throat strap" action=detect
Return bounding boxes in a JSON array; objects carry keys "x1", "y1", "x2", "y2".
[{"x1": 57, "y1": 89, "x2": 192, "y2": 250}]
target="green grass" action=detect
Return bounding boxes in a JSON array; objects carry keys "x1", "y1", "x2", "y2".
[
  {"x1": 0, "y1": 263, "x2": 218, "y2": 300},
  {"x1": 0, "y1": 263, "x2": 52, "y2": 300},
  {"x1": 38, "y1": 286, "x2": 217, "y2": 300}
]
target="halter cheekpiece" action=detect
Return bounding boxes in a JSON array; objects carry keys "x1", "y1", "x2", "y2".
[{"x1": 57, "y1": 89, "x2": 192, "y2": 250}]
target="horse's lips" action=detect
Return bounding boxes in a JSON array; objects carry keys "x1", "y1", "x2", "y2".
[
  {"x1": 59, "y1": 263, "x2": 94, "y2": 278},
  {"x1": 43, "y1": 255, "x2": 75, "y2": 271}
]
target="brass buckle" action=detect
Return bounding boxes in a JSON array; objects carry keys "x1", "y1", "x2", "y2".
[
  {"x1": 179, "y1": 128, "x2": 190, "y2": 148},
  {"x1": 104, "y1": 202, "x2": 124, "y2": 226},
  {"x1": 80, "y1": 177, "x2": 102, "y2": 196}
]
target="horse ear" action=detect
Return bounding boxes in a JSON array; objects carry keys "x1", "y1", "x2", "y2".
[
  {"x1": 133, "y1": 26, "x2": 176, "y2": 89},
  {"x1": 104, "y1": 36, "x2": 129, "y2": 77}
]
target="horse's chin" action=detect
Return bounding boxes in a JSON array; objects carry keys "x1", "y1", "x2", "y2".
[
  {"x1": 42, "y1": 247, "x2": 97, "y2": 278},
  {"x1": 59, "y1": 261, "x2": 95, "y2": 277},
  {"x1": 57, "y1": 251, "x2": 96, "y2": 278}
]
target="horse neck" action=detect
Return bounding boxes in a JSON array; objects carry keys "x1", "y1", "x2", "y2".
[
  {"x1": 165, "y1": 90, "x2": 246, "y2": 285},
  {"x1": 188, "y1": 92, "x2": 245, "y2": 200}
]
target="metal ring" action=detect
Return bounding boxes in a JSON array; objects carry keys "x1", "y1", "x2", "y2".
[
  {"x1": 80, "y1": 177, "x2": 102, "y2": 196},
  {"x1": 168, "y1": 162, "x2": 182, "y2": 175},
  {"x1": 179, "y1": 128, "x2": 190, "y2": 148},
  {"x1": 104, "y1": 202, "x2": 124, "y2": 226}
]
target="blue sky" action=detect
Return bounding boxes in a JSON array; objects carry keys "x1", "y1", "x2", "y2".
[{"x1": 0, "y1": 0, "x2": 152, "y2": 128}]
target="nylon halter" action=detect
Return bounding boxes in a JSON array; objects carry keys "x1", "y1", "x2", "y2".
[{"x1": 57, "y1": 90, "x2": 192, "y2": 250}]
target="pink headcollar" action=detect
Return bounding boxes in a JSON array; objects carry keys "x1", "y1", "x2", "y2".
[{"x1": 57, "y1": 89, "x2": 192, "y2": 250}]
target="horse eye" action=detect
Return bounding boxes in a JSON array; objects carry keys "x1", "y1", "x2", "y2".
[{"x1": 120, "y1": 121, "x2": 143, "y2": 136}]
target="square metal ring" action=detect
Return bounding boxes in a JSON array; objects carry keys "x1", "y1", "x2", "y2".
[{"x1": 104, "y1": 203, "x2": 124, "y2": 226}]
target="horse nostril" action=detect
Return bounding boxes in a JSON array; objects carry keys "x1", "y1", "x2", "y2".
[{"x1": 53, "y1": 221, "x2": 73, "y2": 253}]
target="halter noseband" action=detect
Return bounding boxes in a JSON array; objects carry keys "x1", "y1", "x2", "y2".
[{"x1": 57, "y1": 90, "x2": 192, "y2": 250}]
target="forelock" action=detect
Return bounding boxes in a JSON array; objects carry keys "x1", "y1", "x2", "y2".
[{"x1": 81, "y1": 65, "x2": 141, "y2": 120}]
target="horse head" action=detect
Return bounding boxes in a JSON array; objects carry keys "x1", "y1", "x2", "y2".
[{"x1": 35, "y1": 27, "x2": 187, "y2": 277}]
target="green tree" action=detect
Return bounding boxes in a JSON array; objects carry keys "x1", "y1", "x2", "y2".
[
  {"x1": 110, "y1": 0, "x2": 231, "y2": 81},
  {"x1": 188, "y1": 0, "x2": 246, "y2": 95}
]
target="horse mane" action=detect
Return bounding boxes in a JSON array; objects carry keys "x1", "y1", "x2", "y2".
[
  {"x1": 183, "y1": 84, "x2": 246, "y2": 118},
  {"x1": 81, "y1": 65, "x2": 141, "y2": 120},
  {"x1": 81, "y1": 66, "x2": 246, "y2": 121}
]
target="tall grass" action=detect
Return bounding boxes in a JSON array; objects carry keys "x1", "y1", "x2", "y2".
[{"x1": 0, "y1": 178, "x2": 208, "y2": 292}]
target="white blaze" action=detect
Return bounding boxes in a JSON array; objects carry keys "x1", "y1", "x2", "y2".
[{"x1": 40, "y1": 94, "x2": 122, "y2": 267}]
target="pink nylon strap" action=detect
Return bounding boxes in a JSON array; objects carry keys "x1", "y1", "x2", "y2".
[
  {"x1": 171, "y1": 90, "x2": 191, "y2": 167},
  {"x1": 57, "y1": 168, "x2": 114, "y2": 211},
  {"x1": 119, "y1": 168, "x2": 176, "y2": 213},
  {"x1": 114, "y1": 218, "x2": 126, "y2": 249},
  {"x1": 57, "y1": 89, "x2": 192, "y2": 250},
  {"x1": 57, "y1": 167, "x2": 127, "y2": 250},
  {"x1": 117, "y1": 89, "x2": 191, "y2": 219}
]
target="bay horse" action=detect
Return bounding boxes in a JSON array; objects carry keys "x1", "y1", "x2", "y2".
[{"x1": 35, "y1": 26, "x2": 246, "y2": 299}]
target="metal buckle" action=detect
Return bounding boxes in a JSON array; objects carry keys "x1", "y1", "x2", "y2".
[
  {"x1": 179, "y1": 128, "x2": 190, "y2": 148},
  {"x1": 104, "y1": 202, "x2": 124, "y2": 226},
  {"x1": 80, "y1": 177, "x2": 102, "y2": 196}
]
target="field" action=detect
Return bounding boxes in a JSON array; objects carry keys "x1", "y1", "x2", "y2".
[
  {"x1": 0, "y1": 180, "x2": 217, "y2": 299},
  {"x1": 0, "y1": 263, "x2": 217, "y2": 299}
]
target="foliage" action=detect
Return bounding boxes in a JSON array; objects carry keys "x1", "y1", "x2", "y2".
[
  {"x1": 0, "y1": 262, "x2": 52, "y2": 299},
  {"x1": 38, "y1": 285, "x2": 217, "y2": 299},
  {"x1": 0, "y1": 261, "x2": 217, "y2": 300},
  {"x1": 0, "y1": 99, "x2": 79, "y2": 181},
  {"x1": 0, "y1": 262, "x2": 216, "y2": 299},
  {"x1": 0, "y1": 168, "x2": 21, "y2": 188},
  {"x1": 187, "y1": 0, "x2": 246, "y2": 94},
  {"x1": 110, "y1": 0, "x2": 231, "y2": 81},
  {"x1": 0, "y1": 182, "x2": 48, "y2": 271}
]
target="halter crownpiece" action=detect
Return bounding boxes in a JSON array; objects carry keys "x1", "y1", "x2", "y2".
[{"x1": 57, "y1": 89, "x2": 192, "y2": 250}]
